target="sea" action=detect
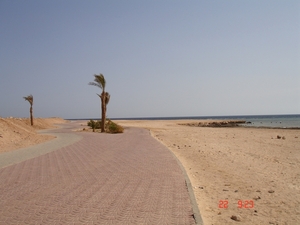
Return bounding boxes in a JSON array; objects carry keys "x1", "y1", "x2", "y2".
[{"x1": 69, "y1": 114, "x2": 300, "y2": 129}]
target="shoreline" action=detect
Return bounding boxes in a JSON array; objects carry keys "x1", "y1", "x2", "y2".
[
  {"x1": 178, "y1": 120, "x2": 300, "y2": 129},
  {"x1": 67, "y1": 114, "x2": 300, "y2": 128}
]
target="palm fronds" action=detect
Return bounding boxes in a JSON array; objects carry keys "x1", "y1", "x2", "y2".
[
  {"x1": 23, "y1": 95, "x2": 33, "y2": 106},
  {"x1": 89, "y1": 74, "x2": 109, "y2": 133},
  {"x1": 88, "y1": 74, "x2": 106, "y2": 90}
]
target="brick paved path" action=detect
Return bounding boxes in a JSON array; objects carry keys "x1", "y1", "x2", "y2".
[{"x1": 0, "y1": 122, "x2": 200, "y2": 224}]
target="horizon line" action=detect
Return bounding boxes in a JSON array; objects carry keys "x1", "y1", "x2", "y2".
[{"x1": 66, "y1": 113, "x2": 300, "y2": 120}]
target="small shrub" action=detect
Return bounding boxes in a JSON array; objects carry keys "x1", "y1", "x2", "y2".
[
  {"x1": 87, "y1": 120, "x2": 101, "y2": 132},
  {"x1": 87, "y1": 119, "x2": 123, "y2": 133},
  {"x1": 106, "y1": 120, "x2": 124, "y2": 133}
]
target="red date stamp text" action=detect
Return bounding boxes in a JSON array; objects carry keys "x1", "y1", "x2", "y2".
[{"x1": 219, "y1": 200, "x2": 254, "y2": 209}]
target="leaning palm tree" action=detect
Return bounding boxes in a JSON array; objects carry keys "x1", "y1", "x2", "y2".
[
  {"x1": 23, "y1": 94, "x2": 34, "y2": 126},
  {"x1": 89, "y1": 74, "x2": 110, "y2": 132}
]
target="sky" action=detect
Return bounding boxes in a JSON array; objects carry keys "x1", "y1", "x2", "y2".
[{"x1": 1, "y1": 0, "x2": 299, "y2": 119}]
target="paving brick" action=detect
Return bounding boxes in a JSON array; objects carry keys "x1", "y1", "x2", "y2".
[{"x1": 0, "y1": 122, "x2": 199, "y2": 224}]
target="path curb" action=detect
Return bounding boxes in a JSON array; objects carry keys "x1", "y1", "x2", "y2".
[{"x1": 147, "y1": 129, "x2": 204, "y2": 225}]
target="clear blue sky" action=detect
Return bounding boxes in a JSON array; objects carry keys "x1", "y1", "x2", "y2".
[{"x1": 1, "y1": 0, "x2": 299, "y2": 119}]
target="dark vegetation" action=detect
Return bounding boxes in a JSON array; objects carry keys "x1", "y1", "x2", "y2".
[{"x1": 87, "y1": 119, "x2": 124, "y2": 133}]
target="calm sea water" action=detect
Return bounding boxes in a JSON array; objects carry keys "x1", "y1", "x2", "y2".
[
  {"x1": 70, "y1": 114, "x2": 300, "y2": 129},
  {"x1": 237, "y1": 115, "x2": 300, "y2": 129}
]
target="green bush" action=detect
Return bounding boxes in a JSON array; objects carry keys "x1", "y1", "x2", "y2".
[
  {"x1": 87, "y1": 120, "x2": 101, "y2": 132},
  {"x1": 87, "y1": 119, "x2": 123, "y2": 133},
  {"x1": 106, "y1": 120, "x2": 124, "y2": 133}
]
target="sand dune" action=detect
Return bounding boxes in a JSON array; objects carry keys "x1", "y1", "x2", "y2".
[{"x1": 0, "y1": 117, "x2": 67, "y2": 153}]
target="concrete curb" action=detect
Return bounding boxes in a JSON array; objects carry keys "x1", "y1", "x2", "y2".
[
  {"x1": 147, "y1": 128, "x2": 204, "y2": 225},
  {"x1": 169, "y1": 149, "x2": 204, "y2": 225}
]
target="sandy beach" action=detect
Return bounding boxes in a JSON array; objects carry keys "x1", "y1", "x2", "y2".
[
  {"x1": 1, "y1": 118, "x2": 299, "y2": 224},
  {"x1": 115, "y1": 120, "x2": 300, "y2": 225},
  {"x1": 0, "y1": 117, "x2": 68, "y2": 153}
]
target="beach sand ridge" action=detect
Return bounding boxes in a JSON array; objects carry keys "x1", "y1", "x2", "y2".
[{"x1": 0, "y1": 117, "x2": 67, "y2": 153}]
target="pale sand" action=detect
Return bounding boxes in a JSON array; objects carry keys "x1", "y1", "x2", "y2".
[
  {"x1": 0, "y1": 117, "x2": 68, "y2": 153},
  {"x1": 115, "y1": 120, "x2": 300, "y2": 225},
  {"x1": 1, "y1": 118, "x2": 299, "y2": 224}
]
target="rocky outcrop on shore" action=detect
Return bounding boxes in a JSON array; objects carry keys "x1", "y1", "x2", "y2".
[{"x1": 180, "y1": 120, "x2": 246, "y2": 127}]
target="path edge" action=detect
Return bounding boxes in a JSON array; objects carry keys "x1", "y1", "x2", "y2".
[
  {"x1": 0, "y1": 124, "x2": 82, "y2": 169},
  {"x1": 147, "y1": 129, "x2": 204, "y2": 225},
  {"x1": 168, "y1": 144, "x2": 204, "y2": 225}
]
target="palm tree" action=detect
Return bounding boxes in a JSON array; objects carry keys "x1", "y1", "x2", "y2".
[
  {"x1": 89, "y1": 74, "x2": 110, "y2": 132},
  {"x1": 23, "y1": 95, "x2": 34, "y2": 126}
]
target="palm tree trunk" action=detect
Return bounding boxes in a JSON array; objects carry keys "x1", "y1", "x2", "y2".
[
  {"x1": 101, "y1": 93, "x2": 106, "y2": 132},
  {"x1": 30, "y1": 106, "x2": 33, "y2": 126}
]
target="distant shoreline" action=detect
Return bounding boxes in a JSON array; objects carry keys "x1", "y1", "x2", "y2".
[
  {"x1": 66, "y1": 114, "x2": 300, "y2": 129},
  {"x1": 66, "y1": 113, "x2": 300, "y2": 121}
]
